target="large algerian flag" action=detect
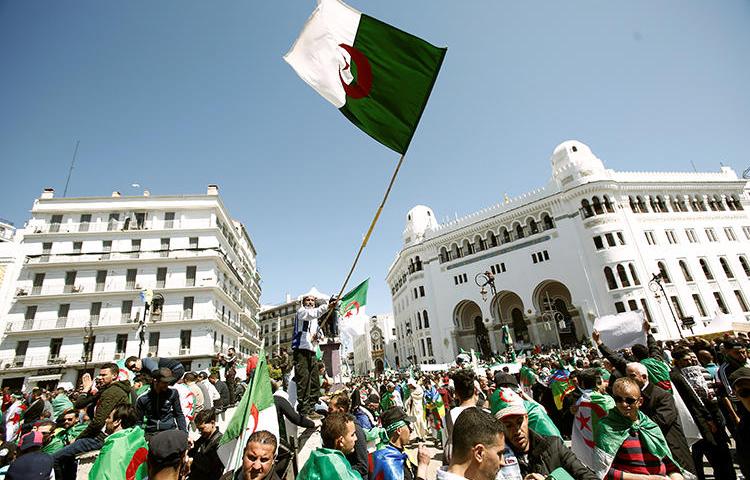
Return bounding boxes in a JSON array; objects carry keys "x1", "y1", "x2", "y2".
[
  {"x1": 88, "y1": 426, "x2": 148, "y2": 480},
  {"x1": 570, "y1": 390, "x2": 615, "y2": 470},
  {"x1": 285, "y1": 0, "x2": 446, "y2": 154},
  {"x1": 338, "y1": 278, "x2": 368, "y2": 336},
  {"x1": 218, "y1": 348, "x2": 279, "y2": 474}
]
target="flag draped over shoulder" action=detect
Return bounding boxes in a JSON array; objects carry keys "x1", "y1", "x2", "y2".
[
  {"x1": 218, "y1": 348, "x2": 279, "y2": 473},
  {"x1": 88, "y1": 426, "x2": 148, "y2": 480},
  {"x1": 519, "y1": 365, "x2": 537, "y2": 397},
  {"x1": 592, "y1": 408, "x2": 680, "y2": 478},
  {"x1": 298, "y1": 447, "x2": 362, "y2": 480},
  {"x1": 570, "y1": 391, "x2": 615, "y2": 470},
  {"x1": 284, "y1": 0, "x2": 446, "y2": 154},
  {"x1": 370, "y1": 445, "x2": 407, "y2": 480}
]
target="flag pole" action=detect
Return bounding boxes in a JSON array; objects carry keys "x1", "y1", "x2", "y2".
[{"x1": 319, "y1": 153, "x2": 407, "y2": 329}]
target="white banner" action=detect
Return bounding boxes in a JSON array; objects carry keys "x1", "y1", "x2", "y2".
[{"x1": 593, "y1": 311, "x2": 646, "y2": 350}]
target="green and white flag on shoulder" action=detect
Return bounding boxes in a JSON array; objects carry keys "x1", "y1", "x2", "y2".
[
  {"x1": 217, "y1": 348, "x2": 279, "y2": 474},
  {"x1": 285, "y1": 0, "x2": 446, "y2": 154}
]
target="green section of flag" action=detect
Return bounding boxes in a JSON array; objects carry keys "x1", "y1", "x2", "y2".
[
  {"x1": 339, "y1": 279, "x2": 369, "y2": 317},
  {"x1": 340, "y1": 15, "x2": 446, "y2": 154},
  {"x1": 546, "y1": 467, "x2": 576, "y2": 480},
  {"x1": 298, "y1": 447, "x2": 362, "y2": 480},
  {"x1": 88, "y1": 426, "x2": 148, "y2": 480},
  {"x1": 525, "y1": 401, "x2": 561, "y2": 438},
  {"x1": 220, "y1": 348, "x2": 274, "y2": 447}
]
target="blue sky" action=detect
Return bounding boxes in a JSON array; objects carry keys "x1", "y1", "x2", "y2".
[{"x1": 1, "y1": 0, "x2": 749, "y2": 316}]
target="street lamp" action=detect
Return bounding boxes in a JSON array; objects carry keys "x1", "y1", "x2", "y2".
[
  {"x1": 82, "y1": 318, "x2": 94, "y2": 372},
  {"x1": 648, "y1": 272, "x2": 684, "y2": 339},
  {"x1": 475, "y1": 271, "x2": 497, "y2": 302},
  {"x1": 540, "y1": 308, "x2": 564, "y2": 346}
]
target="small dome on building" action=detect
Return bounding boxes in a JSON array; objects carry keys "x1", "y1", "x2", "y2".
[
  {"x1": 551, "y1": 140, "x2": 605, "y2": 182},
  {"x1": 403, "y1": 205, "x2": 437, "y2": 246}
]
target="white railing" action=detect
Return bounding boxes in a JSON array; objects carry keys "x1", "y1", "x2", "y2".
[
  {"x1": 28, "y1": 218, "x2": 214, "y2": 235},
  {"x1": 26, "y1": 248, "x2": 224, "y2": 265}
]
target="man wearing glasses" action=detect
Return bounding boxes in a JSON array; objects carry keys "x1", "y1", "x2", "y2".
[{"x1": 594, "y1": 377, "x2": 684, "y2": 480}]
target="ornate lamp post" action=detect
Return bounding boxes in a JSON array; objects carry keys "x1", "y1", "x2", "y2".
[
  {"x1": 475, "y1": 271, "x2": 497, "y2": 302},
  {"x1": 648, "y1": 272, "x2": 684, "y2": 339}
]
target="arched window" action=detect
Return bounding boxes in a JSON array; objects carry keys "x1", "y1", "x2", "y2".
[
  {"x1": 542, "y1": 213, "x2": 554, "y2": 230},
  {"x1": 592, "y1": 196, "x2": 604, "y2": 215},
  {"x1": 462, "y1": 239, "x2": 473, "y2": 255},
  {"x1": 708, "y1": 196, "x2": 718, "y2": 211},
  {"x1": 439, "y1": 246, "x2": 449, "y2": 263},
  {"x1": 500, "y1": 227, "x2": 511, "y2": 244},
  {"x1": 617, "y1": 264, "x2": 631, "y2": 287},
  {"x1": 732, "y1": 195, "x2": 743, "y2": 210},
  {"x1": 603, "y1": 195, "x2": 614, "y2": 213},
  {"x1": 650, "y1": 196, "x2": 659, "y2": 212},
  {"x1": 656, "y1": 196, "x2": 667, "y2": 212},
  {"x1": 604, "y1": 267, "x2": 618, "y2": 290},
  {"x1": 629, "y1": 196, "x2": 640, "y2": 213},
  {"x1": 408, "y1": 259, "x2": 415, "y2": 274},
  {"x1": 487, "y1": 231, "x2": 498, "y2": 248},
  {"x1": 720, "y1": 257, "x2": 734, "y2": 279},
  {"x1": 528, "y1": 219, "x2": 539, "y2": 235},
  {"x1": 423, "y1": 310, "x2": 429, "y2": 328},
  {"x1": 700, "y1": 259, "x2": 714, "y2": 280},
  {"x1": 417, "y1": 311, "x2": 422, "y2": 329},
  {"x1": 629, "y1": 263, "x2": 641, "y2": 285},
  {"x1": 679, "y1": 260, "x2": 693, "y2": 282},
  {"x1": 658, "y1": 261, "x2": 671, "y2": 283},
  {"x1": 693, "y1": 195, "x2": 706, "y2": 211},
  {"x1": 581, "y1": 199, "x2": 594, "y2": 218},
  {"x1": 714, "y1": 195, "x2": 725, "y2": 211},
  {"x1": 474, "y1": 235, "x2": 485, "y2": 252},
  {"x1": 515, "y1": 224, "x2": 524, "y2": 240},
  {"x1": 415, "y1": 256, "x2": 422, "y2": 271},
  {"x1": 739, "y1": 256, "x2": 750, "y2": 277},
  {"x1": 450, "y1": 243, "x2": 461, "y2": 260},
  {"x1": 637, "y1": 196, "x2": 648, "y2": 212}
]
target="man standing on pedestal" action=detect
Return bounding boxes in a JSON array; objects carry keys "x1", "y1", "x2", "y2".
[{"x1": 292, "y1": 295, "x2": 337, "y2": 420}]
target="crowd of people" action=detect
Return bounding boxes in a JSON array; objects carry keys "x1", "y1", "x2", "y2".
[{"x1": 0, "y1": 293, "x2": 747, "y2": 480}]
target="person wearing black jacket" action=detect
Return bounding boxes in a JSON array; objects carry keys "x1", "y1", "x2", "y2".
[
  {"x1": 208, "y1": 373, "x2": 230, "y2": 410},
  {"x1": 497, "y1": 401, "x2": 598, "y2": 479},
  {"x1": 135, "y1": 368, "x2": 187, "y2": 437},
  {"x1": 21, "y1": 389, "x2": 45, "y2": 434},
  {"x1": 189, "y1": 409, "x2": 224, "y2": 480},
  {"x1": 671, "y1": 349, "x2": 735, "y2": 480}
]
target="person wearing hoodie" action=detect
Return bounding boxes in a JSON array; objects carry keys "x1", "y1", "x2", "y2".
[{"x1": 52, "y1": 362, "x2": 131, "y2": 480}]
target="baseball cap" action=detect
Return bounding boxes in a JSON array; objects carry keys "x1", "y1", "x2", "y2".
[
  {"x1": 380, "y1": 407, "x2": 415, "y2": 431},
  {"x1": 18, "y1": 431, "x2": 44, "y2": 451},
  {"x1": 729, "y1": 366, "x2": 750, "y2": 387},
  {"x1": 148, "y1": 430, "x2": 188, "y2": 471},
  {"x1": 493, "y1": 388, "x2": 527, "y2": 419}
]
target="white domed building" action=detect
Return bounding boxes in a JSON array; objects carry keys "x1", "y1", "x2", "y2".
[{"x1": 386, "y1": 141, "x2": 750, "y2": 366}]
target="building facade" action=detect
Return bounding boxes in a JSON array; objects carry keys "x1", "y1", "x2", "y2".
[
  {"x1": 352, "y1": 314, "x2": 396, "y2": 375},
  {"x1": 0, "y1": 185, "x2": 262, "y2": 391},
  {"x1": 0, "y1": 220, "x2": 23, "y2": 323},
  {"x1": 386, "y1": 140, "x2": 750, "y2": 365},
  {"x1": 259, "y1": 287, "x2": 329, "y2": 355}
]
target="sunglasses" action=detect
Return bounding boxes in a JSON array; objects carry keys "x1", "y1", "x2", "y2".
[
  {"x1": 613, "y1": 395, "x2": 639, "y2": 405},
  {"x1": 737, "y1": 388, "x2": 750, "y2": 399}
]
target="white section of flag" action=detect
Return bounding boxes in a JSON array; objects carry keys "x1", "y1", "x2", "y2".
[{"x1": 284, "y1": 0, "x2": 361, "y2": 108}]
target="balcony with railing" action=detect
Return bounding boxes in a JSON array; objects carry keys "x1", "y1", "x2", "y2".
[
  {"x1": 27, "y1": 218, "x2": 213, "y2": 235},
  {"x1": 26, "y1": 247, "x2": 225, "y2": 266}
]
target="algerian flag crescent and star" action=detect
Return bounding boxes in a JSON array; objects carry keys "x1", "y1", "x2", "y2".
[
  {"x1": 284, "y1": 0, "x2": 446, "y2": 154},
  {"x1": 338, "y1": 278, "x2": 368, "y2": 336}
]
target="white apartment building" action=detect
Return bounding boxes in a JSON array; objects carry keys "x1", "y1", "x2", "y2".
[
  {"x1": 0, "y1": 185, "x2": 261, "y2": 391},
  {"x1": 259, "y1": 287, "x2": 329, "y2": 355},
  {"x1": 387, "y1": 140, "x2": 750, "y2": 365},
  {"x1": 0, "y1": 220, "x2": 23, "y2": 323},
  {"x1": 352, "y1": 314, "x2": 396, "y2": 375}
]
